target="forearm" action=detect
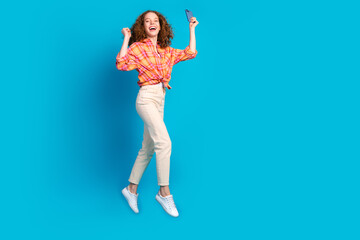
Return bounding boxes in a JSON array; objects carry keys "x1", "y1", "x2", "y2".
[
  {"x1": 117, "y1": 36, "x2": 131, "y2": 59},
  {"x1": 189, "y1": 28, "x2": 196, "y2": 52}
]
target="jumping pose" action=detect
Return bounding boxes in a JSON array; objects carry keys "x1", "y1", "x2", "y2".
[{"x1": 117, "y1": 10, "x2": 198, "y2": 217}]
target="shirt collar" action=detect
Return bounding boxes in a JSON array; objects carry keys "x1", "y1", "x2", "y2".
[{"x1": 141, "y1": 38, "x2": 160, "y2": 46}]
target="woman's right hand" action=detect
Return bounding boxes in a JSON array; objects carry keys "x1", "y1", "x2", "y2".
[{"x1": 121, "y1": 28, "x2": 131, "y2": 38}]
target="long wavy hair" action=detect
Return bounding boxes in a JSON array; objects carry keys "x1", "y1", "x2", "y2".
[{"x1": 127, "y1": 10, "x2": 174, "y2": 48}]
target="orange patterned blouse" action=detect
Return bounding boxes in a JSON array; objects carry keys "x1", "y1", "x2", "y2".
[{"x1": 116, "y1": 38, "x2": 198, "y2": 90}]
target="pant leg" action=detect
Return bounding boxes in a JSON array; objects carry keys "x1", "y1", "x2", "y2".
[
  {"x1": 128, "y1": 124, "x2": 155, "y2": 184},
  {"x1": 129, "y1": 86, "x2": 170, "y2": 186}
]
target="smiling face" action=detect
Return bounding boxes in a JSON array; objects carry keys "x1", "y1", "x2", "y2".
[{"x1": 144, "y1": 12, "x2": 161, "y2": 38}]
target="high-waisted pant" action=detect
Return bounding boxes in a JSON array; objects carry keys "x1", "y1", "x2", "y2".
[{"x1": 128, "y1": 82, "x2": 171, "y2": 186}]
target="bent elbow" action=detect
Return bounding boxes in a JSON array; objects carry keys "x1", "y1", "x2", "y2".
[{"x1": 116, "y1": 61, "x2": 126, "y2": 71}]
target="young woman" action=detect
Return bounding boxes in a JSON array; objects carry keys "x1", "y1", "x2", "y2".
[{"x1": 117, "y1": 10, "x2": 198, "y2": 217}]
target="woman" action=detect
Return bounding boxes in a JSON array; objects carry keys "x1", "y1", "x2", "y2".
[{"x1": 116, "y1": 10, "x2": 198, "y2": 217}]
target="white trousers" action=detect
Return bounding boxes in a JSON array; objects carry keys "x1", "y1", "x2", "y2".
[{"x1": 128, "y1": 82, "x2": 171, "y2": 186}]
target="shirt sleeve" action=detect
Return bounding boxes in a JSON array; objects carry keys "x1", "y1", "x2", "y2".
[
  {"x1": 172, "y1": 45, "x2": 198, "y2": 65},
  {"x1": 116, "y1": 44, "x2": 139, "y2": 71}
]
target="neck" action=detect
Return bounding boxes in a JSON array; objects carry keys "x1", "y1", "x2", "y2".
[{"x1": 147, "y1": 36, "x2": 158, "y2": 46}]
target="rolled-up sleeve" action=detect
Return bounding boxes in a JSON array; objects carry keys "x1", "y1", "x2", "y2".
[
  {"x1": 172, "y1": 45, "x2": 198, "y2": 65},
  {"x1": 116, "y1": 45, "x2": 138, "y2": 71}
]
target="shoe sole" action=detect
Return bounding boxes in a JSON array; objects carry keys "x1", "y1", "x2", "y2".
[
  {"x1": 155, "y1": 194, "x2": 179, "y2": 217},
  {"x1": 122, "y1": 188, "x2": 139, "y2": 213}
]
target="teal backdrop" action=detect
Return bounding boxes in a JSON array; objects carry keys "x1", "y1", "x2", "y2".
[{"x1": 1, "y1": 0, "x2": 359, "y2": 239}]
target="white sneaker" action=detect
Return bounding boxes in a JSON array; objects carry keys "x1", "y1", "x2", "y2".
[
  {"x1": 155, "y1": 191, "x2": 179, "y2": 217},
  {"x1": 122, "y1": 186, "x2": 139, "y2": 213}
]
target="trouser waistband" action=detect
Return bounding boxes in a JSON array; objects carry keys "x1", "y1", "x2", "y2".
[{"x1": 141, "y1": 82, "x2": 165, "y2": 90}]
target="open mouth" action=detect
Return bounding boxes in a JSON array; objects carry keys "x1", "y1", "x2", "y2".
[{"x1": 149, "y1": 27, "x2": 157, "y2": 31}]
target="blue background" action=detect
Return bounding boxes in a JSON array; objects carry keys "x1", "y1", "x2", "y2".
[{"x1": 1, "y1": 0, "x2": 359, "y2": 239}]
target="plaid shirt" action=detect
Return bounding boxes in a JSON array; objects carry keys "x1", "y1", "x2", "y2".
[{"x1": 116, "y1": 38, "x2": 198, "y2": 90}]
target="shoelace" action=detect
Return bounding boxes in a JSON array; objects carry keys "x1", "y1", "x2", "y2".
[
  {"x1": 165, "y1": 195, "x2": 176, "y2": 210},
  {"x1": 128, "y1": 189, "x2": 138, "y2": 206}
]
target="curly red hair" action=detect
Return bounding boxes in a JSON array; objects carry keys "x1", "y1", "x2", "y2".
[{"x1": 127, "y1": 10, "x2": 175, "y2": 48}]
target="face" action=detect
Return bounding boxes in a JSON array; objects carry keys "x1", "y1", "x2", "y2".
[{"x1": 144, "y1": 12, "x2": 161, "y2": 38}]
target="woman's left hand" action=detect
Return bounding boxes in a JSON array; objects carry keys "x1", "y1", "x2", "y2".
[{"x1": 189, "y1": 17, "x2": 199, "y2": 29}]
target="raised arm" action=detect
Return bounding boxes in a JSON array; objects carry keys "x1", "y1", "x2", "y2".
[
  {"x1": 172, "y1": 16, "x2": 199, "y2": 65},
  {"x1": 189, "y1": 16, "x2": 198, "y2": 53},
  {"x1": 116, "y1": 28, "x2": 138, "y2": 71}
]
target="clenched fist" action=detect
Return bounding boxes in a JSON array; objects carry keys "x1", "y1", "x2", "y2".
[
  {"x1": 121, "y1": 28, "x2": 131, "y2": 38},
  {"x1": 189, "y1": 17, "x2": 199, "y2": 29}
]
